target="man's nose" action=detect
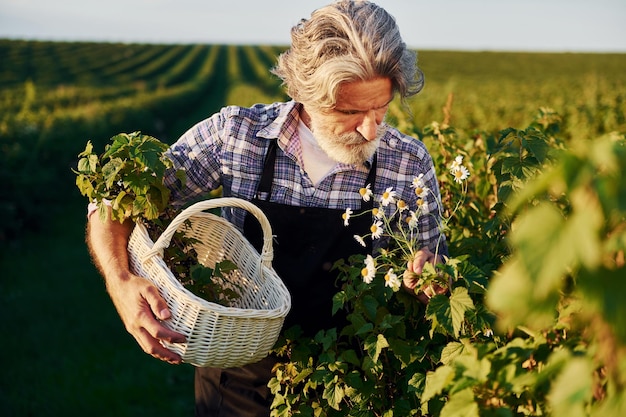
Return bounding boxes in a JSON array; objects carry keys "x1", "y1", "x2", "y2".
[{"x1": 356, "y1": 110, "x2": 379, "y2": 141}]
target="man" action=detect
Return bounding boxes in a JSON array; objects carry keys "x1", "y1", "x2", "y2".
[{"x1": 87, "y1": 1, "x2": 448, "y2": 415}]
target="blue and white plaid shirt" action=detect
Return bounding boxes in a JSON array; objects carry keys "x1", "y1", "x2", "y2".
[{"x1": 164, "y1": 101, "x2": 447, "y2": 254}]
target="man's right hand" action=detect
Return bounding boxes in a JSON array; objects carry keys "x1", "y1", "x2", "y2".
[
  {"x1": 107, "y1": 272, "x2": 187, "y2": 364},
  {"x1": 86, "y1": 208, "x2": 186, "y2": 365}
]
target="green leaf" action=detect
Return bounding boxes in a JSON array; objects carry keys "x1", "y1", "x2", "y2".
[
  {"x1": 102, "y1": 158, "x2": 124, "y2": 189},
  {"x1": 501, "y1": 156, "x2": 525, "y2": 178},
  {"x1": 338, "y1": 349, "x2": 360, "y2": 367},
  {"x1": 440, "y1": 388, "x2": 479, "y2": 417},
  {"x1": 407, "y1": 372, "x2": 426, "y2": 393},
  {"x1": 440, "y1": 341, "x2": 464, "y2": 365},
  {"x1": 75, "y1": 175, "x2": 94, "y2": 198},
  {"x1": 322, "y1": 379, "x2": 344, "y2": 410},
  {"x1": 103, "y1": 132, "x2": 130, "y2": 158},
  {"x1": 332, "y1": 291, "x2": 347, "y2": 315},
  {"x1": 450, "y1": 287, "x2": 474, "y2": 338},
  {"x1": 77, "y1": 140, "x2": 94, "y2": 158},
  {"x1": 361, "y1": 295, "x2": 379, "y2": 321},
  {"x1": 190, "y1": 264, "x2": 216, "y2": 285},
  {"x1": 292, "y1": 368, "x2": 313, "y2": 385},
  {"x1": 387, "y1": 338, "x2": 414, "y2": 368},
  {"x1": 426, "y1": 295, "x2": 454, "y2": 337},
  {"x1": 213, "y1": 259, "x2": 238, "y2": 278},
  {"x1": 458, "y1": 262, "x2": 488, "y2": 294},
  {"x1": 511, "y1": 198, "x2": 603, "y2": 296},
  {"x1": 355, "y1": 322, "x2": 374, "y2": 336},
  {"x1": 524, "y1": 133, "x2": 551, "y2": 163},
  {"x1": 422, "y1": 365, "x2": 454, "y2": 404},
  {"x1": 548, "y1": 357, "x2": 593, "y2": 417},
  {"x1": 365, "y1": 334, "x2": 389, "y2": 363},
  {"x1": 76, "y1": 154, "x2": 98, "y2": 174}
]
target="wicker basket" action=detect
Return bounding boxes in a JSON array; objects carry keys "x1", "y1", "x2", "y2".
[{"x1": 127, "y1": 197, "x2": 291, "y2": 368}]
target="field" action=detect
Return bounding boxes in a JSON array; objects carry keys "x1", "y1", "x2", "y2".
[{"x1": 0, "y1": 40, "x2": 625, "y2": 415}]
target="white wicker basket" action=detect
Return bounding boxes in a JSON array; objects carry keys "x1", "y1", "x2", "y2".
[{"x1": 127, "y1": 197, "x2": 291, "y2": 368}]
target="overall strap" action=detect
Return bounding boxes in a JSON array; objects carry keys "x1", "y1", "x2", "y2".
[{"x1": 256, "y1": 140, "x2": 278, "y2": 200}]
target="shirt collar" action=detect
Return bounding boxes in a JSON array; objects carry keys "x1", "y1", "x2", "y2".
[
  {"x1": 257, "y1": 100, "x2": 375, "y2": 173},
  {"x1": 256, "y1": 100, "x2": 301, "y2": 146}
]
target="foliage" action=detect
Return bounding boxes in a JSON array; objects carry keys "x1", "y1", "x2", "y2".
[
  {"x1": 74, "y1": 131, "x2": 241, "y2": 306},
  {"x1": 74, "y1": 132, "x2": 175, "y2": 222},
  {"x1": 269, "y1": 110, "x2": 626, "y2": 416}
]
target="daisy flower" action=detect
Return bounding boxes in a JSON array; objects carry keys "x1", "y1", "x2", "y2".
[
  {"x1": 452, "y1": 165, "x2": 470, "y2": 184},
  {"x1": 353, "y1": 234, "x2": 366, "y2": 247},
  {"x1": 384, "y1": 268, "x2": 401, "y2": 291},
  {"x1": 359, "y1": 184, "x2": 373, "y2": 202},
  {"x1": 381, "y1": 187, "x2": 397, "y2": 206},
  {"x1": 406, "y1": 210, "x2": 419, "y2": 230},
  {"x1": 361, "y1": 255, "x2": 376, "y2": 284},
  {"x1": 397, "y1": 199, "x2": 409, "y2": 212},
  {"x1": 416, "y1": 198, "x2": 429, "y2": 214},
  {"x1": 449, "y1": 155, "x2": 464, "y2": 172},
  {"x1": 411, "y1": 174, "x2": 425, "y2": 189},
  {"x1": 342, "y1": 208, "x2": 353, "y2": 226},
  {"x1": 370, "y1": 220, "x2": 384, "y2": 239},
  {"x1": 412, "y1": 176, "x2": 430, "y2": 199},
  {"x1": 372, "y1": 207, "x2": 383, "y2": 220}
]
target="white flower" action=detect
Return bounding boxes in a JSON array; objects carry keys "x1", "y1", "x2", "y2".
[
  {"x1": 353, "y1": 234, "x2": 366, "y2": 247},
  {"x1": 370, "y1": 220, "x2": 384, "y2": 239},
  {"x1": 483, "y1": 328, "x2": 494, "y2": 338},
  {"x1": 452, "y1": 165, "x2": 470, "y2": 184},
  {"x1": 449, "y1": 155, "x2": 470, "y2": 184},
  {"x1": 361, "y1": 255, "x2": 376, "y2": 284},
  {"x1": 449, "y1": 155, "x2": 464, "y2": 171},
  {"x1": 397, "y1": 199, "x2": 409, "y2": 213},
  {"x1": 407, "y1": 210, "x2": 419, "y2": 230},
  {"x1": 411, "y1": 174, "x2": 425, "y2": 189},
  {"x1": 381, "y1": 187, "x2": 397, "y2": 206},
  {"x1": 372, "y1": 207, "x2": 383, "y2": 220},
  {"x1": 342, "y1": 208, "x2": 353, "y2": 226},
  {"x1": 412, "y1": 175, "x2": 430, "y2": 198},
  {"x1": 416, "y1": 198, "x2": 429, "y2": 214},
  {"x1": 359, "y1": 184, "x2": 373, "y2": 202},
  {"x1": 384, "y1": 268, "x2": 401, "y2": 291}
]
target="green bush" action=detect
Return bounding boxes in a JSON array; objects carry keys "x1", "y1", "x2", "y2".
[{"x1": 269, "y1": 110, "x2": 626, "y2": 417}]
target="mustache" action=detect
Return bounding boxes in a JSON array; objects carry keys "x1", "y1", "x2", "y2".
[{"x1": 340, "y1": 125, "x2": 387, "y2": 145}]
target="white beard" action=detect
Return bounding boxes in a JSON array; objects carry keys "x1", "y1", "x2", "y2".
[{"x1": 309, "y1": 121, "x2": 385, "y2": 165}]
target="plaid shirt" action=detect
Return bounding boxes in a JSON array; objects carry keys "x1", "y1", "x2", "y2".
[{"x1": 164, "y1": 101, "x2": 447, "y2": 254}]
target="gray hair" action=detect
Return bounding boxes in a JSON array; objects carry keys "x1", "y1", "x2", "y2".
[{"x1": 272, "y1": 0, "x2": 424, "y2": 109}]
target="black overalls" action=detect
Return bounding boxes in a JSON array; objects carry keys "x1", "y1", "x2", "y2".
[{"x1": 194, "y1": 140, "x2": 376, "y2": 417}]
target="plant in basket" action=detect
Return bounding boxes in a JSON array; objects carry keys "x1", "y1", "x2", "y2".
[{"x1": 74, "y1": 131, "x2": 241, "y2": 306}]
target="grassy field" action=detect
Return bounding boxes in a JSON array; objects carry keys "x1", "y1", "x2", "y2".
[
  {"x1": 0, "y1": 41, "x2": 624, "y2": 415},
  {"x1": 0, "y1": 199, "x2": 195, "y2": 415}
]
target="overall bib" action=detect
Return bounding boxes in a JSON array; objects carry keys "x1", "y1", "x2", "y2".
[{"x1": 195, "y1": 141, "x2": 375, "y2": 416}]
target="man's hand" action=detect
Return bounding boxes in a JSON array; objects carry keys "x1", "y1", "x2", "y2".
[
  {"x1": 86, "y1": 210, "x2": 186, "y2": 365},
  {"x1": 402, "y1": 247, "x2": 447, "y2": 304},
  {"x1": 107, "y1": 272, "x2": 187, "y2": 364}
]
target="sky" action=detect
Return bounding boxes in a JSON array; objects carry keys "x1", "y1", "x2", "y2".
[{"x1": 0, "y1": 0, "x2": 625, "y2": 53}]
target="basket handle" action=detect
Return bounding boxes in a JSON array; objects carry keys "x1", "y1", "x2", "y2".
[{"x1": 141, "y1": 197, "x2": 274, "y2": 268}]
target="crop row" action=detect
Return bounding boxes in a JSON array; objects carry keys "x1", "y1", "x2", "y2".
[{"x1": 0, "y1": 40, "x2": 285, "y2": 243}]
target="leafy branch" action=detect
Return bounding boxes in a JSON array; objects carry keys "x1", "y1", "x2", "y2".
[{"x1": 74, "y1": 131, "x2": 241, "y2": 306}]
